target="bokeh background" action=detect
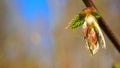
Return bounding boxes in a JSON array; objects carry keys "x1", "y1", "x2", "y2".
[{"x1": 0, "y1": 0, "x2": 120, "y2": 68}]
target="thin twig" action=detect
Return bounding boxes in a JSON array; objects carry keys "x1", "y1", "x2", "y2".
[{"x1": 82, "y1": 0, "x2": 120, "y2": 52}]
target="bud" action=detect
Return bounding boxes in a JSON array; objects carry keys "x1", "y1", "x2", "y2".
[
  {"x1": 66, "y1": 7, "x2": 106, "y2": 55},
  {"x1": 82, "y1": 14, "x2": 106, "y2": 55}
]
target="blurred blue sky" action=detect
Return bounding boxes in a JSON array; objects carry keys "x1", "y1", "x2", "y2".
[
  {"x1": 5, "y1": 0, "x2": 65, "y2": 67},
  {"x1": 4, "y1": 0, "x2": 51, "y2": 61},
  {"x1": 4, "y1": 0, "x2": 66, "y2": 65},
  {"x1": 6, "y1": 0, "x2": 50, "y2": 21}
]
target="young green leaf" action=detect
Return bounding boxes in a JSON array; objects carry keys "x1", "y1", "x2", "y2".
[
  {"x1": 66, "y1": 13, "x2": 86, "y2": 29},
  {"x1": 91, "y1": 10, "x2": 100, "y2": 19}
]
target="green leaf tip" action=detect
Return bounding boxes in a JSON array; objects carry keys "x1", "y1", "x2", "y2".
[
  {"x1": 66, "y1": 13, "x2": 86, "y2": 29},
  {"x1": 91, "y1": 10, "x2": 100, "y2": 19}
]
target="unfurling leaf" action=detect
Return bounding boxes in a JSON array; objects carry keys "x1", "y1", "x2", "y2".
[
  {"x1": 66, "y1": 13, "x2": 86, "y2": 29},
  {"x1": 91, "y1": 10, "x2": 100, "y2": 19},
  {"x1": 66, "y1": 7, "x2": 105, "y2": 56},
  {"x1": 66, "y1": 7, "x2": 100, "y2": 29}
]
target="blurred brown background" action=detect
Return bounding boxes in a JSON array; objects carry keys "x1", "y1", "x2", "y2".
[{"x1": 0, "y1": 0, "x2": 120, "y2": 68}]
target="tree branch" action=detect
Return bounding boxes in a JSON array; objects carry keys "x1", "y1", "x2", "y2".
[{"x1": 82, "y1": 0, "x2": 120, "y2": 52}]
